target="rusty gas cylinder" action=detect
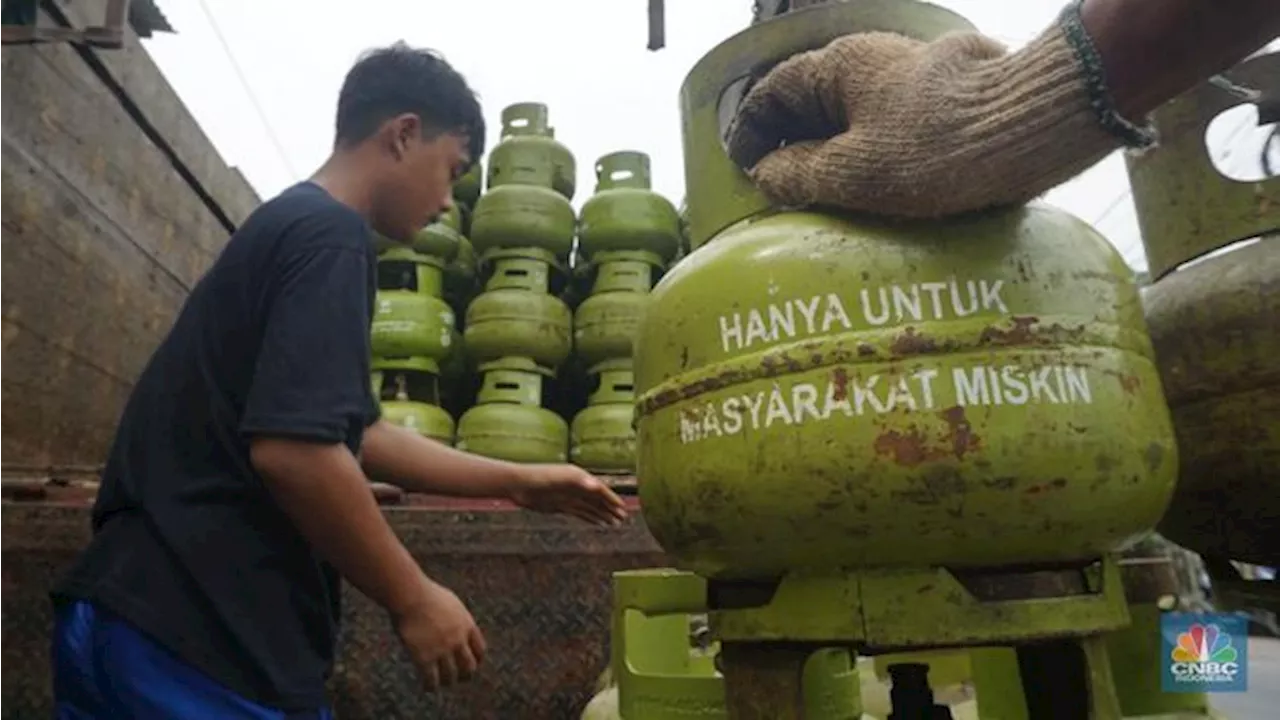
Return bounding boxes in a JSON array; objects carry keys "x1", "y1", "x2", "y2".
[
  {"x1": 1127, "y1": 51, "x2": 1279, "y2": 566},
  {"x1": 633, "y1": 208, "x2": 1178, "y2": 579},
  {"x1": 632, "y1": 0, "x2": 1177, "y2": 580},
  {"x1": 1142, "y1": 239, "x2": 1279, "y2": 565}
]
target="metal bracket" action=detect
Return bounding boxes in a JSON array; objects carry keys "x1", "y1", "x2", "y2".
[{"x1": 1, "y1": 0, "x2": 131, "y2": 49}]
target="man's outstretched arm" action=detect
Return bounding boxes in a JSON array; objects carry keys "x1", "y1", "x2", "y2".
[
  {"x1": 360, "y1": 421, "x2": 627, "y2": 526},
  {"x1": 360, "y1": 420, "x2": 524, "y2": 499}
]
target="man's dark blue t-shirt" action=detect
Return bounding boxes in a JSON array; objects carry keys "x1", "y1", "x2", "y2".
[{"x1": 53, "y1": 182, "x2": 381, "y2": 710}]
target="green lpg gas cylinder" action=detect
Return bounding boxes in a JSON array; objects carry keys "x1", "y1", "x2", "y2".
[
  {"x1": 486, "y1": 102, "x2": 575, "y2": 200},
  {"x1": 470, "y1": 184, "x2": 576, "y2": 266},
  {"x1": 464, "y1": 258, "x2": 572, "y2": 370},
  {"x1": 370, "y1": 248, "x2": 455, "y2": 362},
  {"x1": 578, "y1": 151, "x2": 682, "y2": 268},
  {"x1": 570, "y1": 360, "x2": 637, "y2": 475},
  {"x1": 1142, "y1": 240, "x2": 1279, "y2": 565},
  {"x1": 456, "y1": 358, "x2": 569, "y2": 463},
  {"x1": 411, "y1": 205, "x2": 463, "y2": 263},
  {"x1": 633, "y1": 207, "x2": 1178, "y2": 580},
  {"x1": 371, "y1": 358, "x2": 455, "y2": 445},
  {"x1": 453, "y1": 160, "x2": 483, "y2": 210},
  {"x1": 1125, "y1": 52, "x2": 1280, "y2": 566},
  {"x1": 573, "y1": 260, "x2": 657, "y2": 368},
  {"x1": 634, "y1": 0, "x2": 1174, "y2": 581}
]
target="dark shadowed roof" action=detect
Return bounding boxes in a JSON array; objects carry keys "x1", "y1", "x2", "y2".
[{"x1": 130, "y1": 0, "x2": 173, "y2": 37}]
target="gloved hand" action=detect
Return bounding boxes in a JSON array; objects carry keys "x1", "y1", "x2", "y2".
[{"x1": 724, "y1": 4, "x2": 1156, "y2": 219}]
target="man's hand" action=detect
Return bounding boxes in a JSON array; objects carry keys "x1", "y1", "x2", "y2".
[
  {"x1": 508, "y1": 465, "x2": 628, "y2": 526},
  {"x1": 722, "y1": 9, "x2": 1128, "y2": 219},
  {"x1": 393, "y1": 578, "x2": 487, "y2": 692},
  {"x1": 724, "y1": 30, "x2": 1030, "y2": 218}
]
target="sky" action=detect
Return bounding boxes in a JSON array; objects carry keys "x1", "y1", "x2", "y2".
[{"x1": 142, "y1": 0, "x2": 1277, "y2": 271}]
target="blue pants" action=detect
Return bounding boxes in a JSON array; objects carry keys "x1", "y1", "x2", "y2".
[{"x1": 52, "y1": 600, "x2": 332, "y2": 720}]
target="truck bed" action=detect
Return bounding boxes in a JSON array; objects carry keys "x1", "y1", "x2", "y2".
[{"x1": 1, "y1": 494, "x2": 659, "y2": 719}]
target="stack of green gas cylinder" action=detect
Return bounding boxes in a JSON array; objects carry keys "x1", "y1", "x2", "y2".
[
  {"x1": 565, "y1": 150, "x2": 683, "y2": 476},
  {"x1": 368, "y1": 102, "x2": 686, "y2": 478},
  {"x1": 369, "y1": 204, "x2": 467, "y2": 445}
]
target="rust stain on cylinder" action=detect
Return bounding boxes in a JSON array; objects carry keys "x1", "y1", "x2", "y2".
[
  {"x1": 1024, "y1": 478, "x2": 1070, "y2": 495},
  {"x1": 831, "y1": 366, "x2": 849, "y2": 401},
  {"x1": 872, "y1": 426, "x2": 938, "y2": 466},
  {"x1": 979, "y1": 315, "x2": 1040, "y2": 345},
  {"x1": 890, "y1": 326, "x2": 939, "y2": 355},
  {"x1": 940, "y1": 405, "x2": 981, "y2": 459},
  {"x1": 873, "y1": 406, "x2": 982, "y2": 467}
]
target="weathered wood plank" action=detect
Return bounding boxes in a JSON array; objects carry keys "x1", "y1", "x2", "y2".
[
  {"x1": 52, "y1": 0, "x2": 261, "y2": 227},
  {"x1": 1, "y1": 25, "x2": 252, "y2": 468}
]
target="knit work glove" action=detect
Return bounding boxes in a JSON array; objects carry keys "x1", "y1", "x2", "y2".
[{"x1": 724, "y1": 1, "x2": 1157, "y2": 219}]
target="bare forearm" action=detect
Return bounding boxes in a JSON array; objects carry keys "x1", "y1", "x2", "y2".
[
  {"x1": 253, "y1": 439, "x2": 427, "y2": 617},
  {"x1": 361, "y1": 420, "x2": 525, "y2": 498},
  {"x1": 1084, "y1": 0, "x2": 1280, "y2": 118}
]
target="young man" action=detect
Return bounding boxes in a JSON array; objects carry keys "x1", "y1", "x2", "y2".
[{"x1": 50, "y1": 43, "x2": 627, "y2": 719}]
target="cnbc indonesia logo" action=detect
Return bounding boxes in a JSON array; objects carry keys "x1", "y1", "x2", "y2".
[{"x1": 1168, "y1": 623, "x2": 1242, "y2": 687}]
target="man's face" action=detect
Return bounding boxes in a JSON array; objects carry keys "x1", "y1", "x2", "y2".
[{"x1": 374, "y1": 116, "x2": 470, "y2": 242}]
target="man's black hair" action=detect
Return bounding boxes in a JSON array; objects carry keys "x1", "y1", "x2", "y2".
[{"x1": 335, "y1": 42, "x2": 486, "y2": 164}]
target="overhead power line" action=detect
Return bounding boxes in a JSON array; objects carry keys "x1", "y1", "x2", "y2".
[{"x1": 193, "y1": 0, "x2": 299, "y2": 180}]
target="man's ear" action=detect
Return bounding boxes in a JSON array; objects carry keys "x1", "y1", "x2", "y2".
[{"x1": 387, "y1": 113, "x2": 420, "y2": 160}]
